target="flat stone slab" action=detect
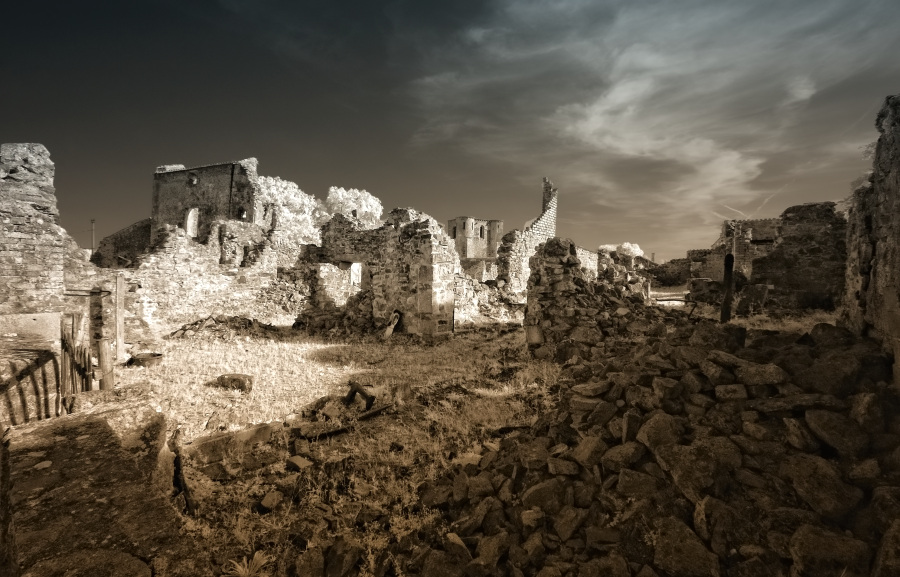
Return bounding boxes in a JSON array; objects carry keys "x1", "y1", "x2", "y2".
[{"x1": 1, "y1": 391, "x2": 212, "y2": 576}]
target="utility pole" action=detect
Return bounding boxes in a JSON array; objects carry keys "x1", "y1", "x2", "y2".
[{"x1": 91, "y1": 219, "x2": 95, "y2": 253}]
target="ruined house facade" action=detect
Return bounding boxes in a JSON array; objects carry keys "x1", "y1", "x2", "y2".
[
  {"x1": 689, "y1": 218, "x2": 779, "y2": 282},
  {"x1": 151, "y1": 159, "x2": 272, "y2": 243}
]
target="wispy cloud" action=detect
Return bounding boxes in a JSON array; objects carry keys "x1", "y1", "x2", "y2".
[{"x1": 400, "y1": 0, "x2": 900, "y2": 256}]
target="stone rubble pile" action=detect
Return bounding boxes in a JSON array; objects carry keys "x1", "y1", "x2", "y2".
[
  {"x1": 525, "y1": 238, "x2": 672, "y2": 364},
  {"x1": 404, "y1": 320, "x2": 899, "y2": 577},
  {"x1": 169, "y1": 315, "x2": 281, "y2": 339},
  {"x1": 293, "y1": 289, "x2": 376, "y2": 336}
]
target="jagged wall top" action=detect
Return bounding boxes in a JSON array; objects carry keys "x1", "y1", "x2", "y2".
[{"x1": 0, "y1": 143, "x2": 58, "y2": 219}]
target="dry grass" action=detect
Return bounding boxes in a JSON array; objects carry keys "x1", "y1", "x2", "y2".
[
  {"x1": 115, "y1": 326, "x2": 562, "y2": 575},
  {"x1": 690, "y1": 302, "x2": 839, "y2": 334}
]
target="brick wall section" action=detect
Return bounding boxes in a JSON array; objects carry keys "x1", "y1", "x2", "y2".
[
  {"x1": 843, "y1": 93, "x2": 900, "y2": 378},
  {"x1": 751, "y1": 202, "x2": 846, "y2": 309},
  {"x1": 119, "y1": 222, "x2": 287, "y2": 336},
  {"x1": 460, "y1": 259, "x2": 498, "y2": 282},
  {"x1": 93, "y1": 218, "x2": 152, "y2": 268},
  {"x1": 497, "y1": 177, "x2": 559, "y2": 302},
  {"x1": 0, "y1": 144, "x2": 66, "y2": 315}
]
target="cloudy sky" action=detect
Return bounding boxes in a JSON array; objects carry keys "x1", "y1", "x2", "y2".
[{"x1": 3, "y1": 0, "x2": 897, "y2": 261}]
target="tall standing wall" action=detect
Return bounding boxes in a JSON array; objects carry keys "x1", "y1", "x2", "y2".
[
  {"x1": 497, "y1": 177, "x2": 559, "y2": 302},
  {"x1": 844, "y1": 93, "x2": 900, "y2": 377},
  {"x1": 0, "y1": 144, "x2": 65, "y2": 314}
]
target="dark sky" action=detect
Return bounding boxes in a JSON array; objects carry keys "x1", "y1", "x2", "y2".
[{"x1": 3, "y1": 0, "x2": 898, "y2": 261}]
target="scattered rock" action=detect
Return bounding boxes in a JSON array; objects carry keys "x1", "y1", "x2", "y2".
[
  {"x1": 789, "y1": 524, "x2": 871, "y2": 577},
  {"x1": 652, "y1": 517, "x2": 721, "y2": 577},
  {"x1": 213, "y1": 373, "x2": 253, "y2": 393},
  {"x1": 780, "y1": 454, "x2": 863, "y2": 520}
]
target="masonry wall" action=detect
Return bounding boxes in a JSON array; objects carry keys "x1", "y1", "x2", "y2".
[
  {"x1": 524, "y1": 238, "x2": 652, "y2": 363},
  {"x1": 460, "y1": 259, "x2": 498, "y2": 282},
  {"x1": 0, "y1": 144, "x2": 66, "y2": 315},
  {"x1": 688, "y1": 248, "x2": 726, "y2": 282},
  {"x1": 497, "y1": 177, "x2": 559, "y2": 302},
  {"x1": 574, "y1": 246, "x2": 599, "y2": 281},
  {"x1": 725, "y1": 218, "x2": 778, "y2": 279},
  {"x1": 93, "y1": 218, "x2": 152, "y2": 268},
  {"x1": 296, "y1": 209, "x2": 459, "y2": 337},
  {"x1": 453, "y1": 274, "x2": 523, "y2": 330},
  {"x1": 650, "y1": 257, "x2": 691, "y2": 287},
  {"x1": 843, "y1": 93, "x2": 900, "y2": 377},
  {"x1": 751, "y1": 202, "x2": 846, "y2": 309},
  {"x1": 126, "y1": 223, "x2": 283, "y2": 333},
  {"x1": 151, "y1": 159, "x2": 264, "y2": 245}
]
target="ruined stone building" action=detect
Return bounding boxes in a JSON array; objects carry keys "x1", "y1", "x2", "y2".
[
  {"x1": 2, "y1": 140, "x2": 587, "y2": 357},
  {"x1": 447, "y1": 216, "x2": 503, "y2": 281},
  {"x1": 688, "y1": 218, "x2": 779, "y2": 282},
  {"x1": 685, "y1": 203, "x2": 847, "y2": 311},
  {"x1": 96, "y1": 158, "x2": 273, "y2": 269}
]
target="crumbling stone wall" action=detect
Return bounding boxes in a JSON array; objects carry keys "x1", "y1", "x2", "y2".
[
  {"x1": 453, "y1": 275, "x2": 523, "y2": 330},
  {"x1": 296, "y1": 209, "x2": 458, "y2": 337},
  {"x1": 151, "y1": 159, "x2": 267, "y2": 245},
  {"x1": 460, "y1": 259, "x2": 498, "y2": 282},
  {"x1": 751, "y1": 202, "x2": 846, "y2": 310},
  {"x1": 125, "y1": 223, "x2": 283, "y2": 332},
  {"x1": 0, "y1": 143, "x2": 66, "y2": 315},
  {"x1": 650, "y1": 257, "x2": 691, "y2": 287},
  {"x1": 688, "y1": 248, "x2": 726, "y2": 282},
  {"x1": 525, "y1": 238, "x2": 654, "y2": 362},
  {"x1": 497, "y1": 177, "x2": 559, "y2": 302},
  {"x1": 844, "y1": 93, "x2": 900, "y2": 375},
  {"x1": 726, "y1": 218, "x2": 779, "y2": 279},
  {"x1": 686, "y1": 204, "x2": 846, "y2": 312},
  {"x1": 93, "y1": 218, "x2": 152, "y2": 268}
]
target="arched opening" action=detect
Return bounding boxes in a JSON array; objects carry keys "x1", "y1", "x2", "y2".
[
  {"x1": 185, "y1": 208, "x2": 199, "y2": 238},
  {"x1": 480, "y1": 225, "x2": 485, "y2": 239},
  {"x1": 452, "y1": 226, "x2": 457, "y2": 239}
]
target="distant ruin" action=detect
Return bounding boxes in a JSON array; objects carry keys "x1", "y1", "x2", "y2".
[
  {"x1": 684, "y1": 202, "x2": 847, "y2": 312},
  {"x1": 3, "y1": 153, "x2": 585, "y2": 352}
]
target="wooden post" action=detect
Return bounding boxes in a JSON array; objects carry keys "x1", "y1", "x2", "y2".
[
  {"x1": 82, "y1": 345, "x2": 89, "y2": 392},
  {"x1": 720, "y1": 254, "x2": 735, "y2": 324},
  {"x1": 115, "y1": 274, "x2": 125, "y2": 362},
  {"x1": 98, "y1": 339, "x2": 113, "y2": 391},
  {"x1": 60, "y1": 335, "x2": 69, "y2": 399}
]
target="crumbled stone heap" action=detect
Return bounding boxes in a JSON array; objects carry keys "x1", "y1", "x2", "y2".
[
  {"x1": 525, "y1": 238, "x2": 663, "y2": 364},
  {"x1": 412, "y1": 321, "x2": 900, "y2": 577}
]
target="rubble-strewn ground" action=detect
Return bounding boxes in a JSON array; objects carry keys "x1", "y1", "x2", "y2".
[{"x1": 118, "y1": 311, "x2": 900, "y2": 577}]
